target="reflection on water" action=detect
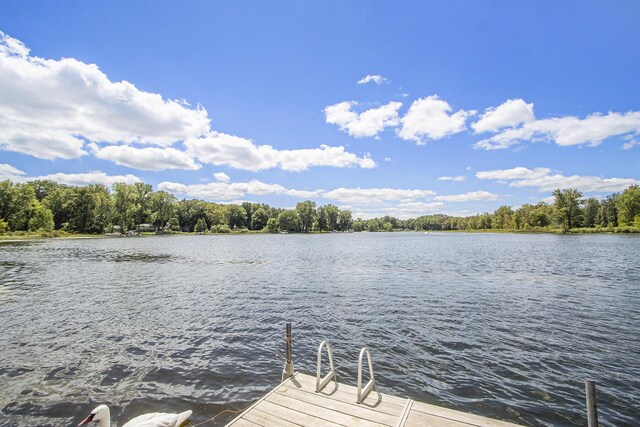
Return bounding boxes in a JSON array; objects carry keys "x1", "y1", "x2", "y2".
[{"x1": 0, "y1": 233, "x2": 639, "y2": 426}]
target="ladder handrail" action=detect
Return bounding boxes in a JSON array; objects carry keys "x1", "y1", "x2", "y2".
[
  {"x1": 316, "y1": 340, "x2": 337, "y2": 392},
  {"x1": 357, "y1": 347, "x2": 377, "y2": 403}
]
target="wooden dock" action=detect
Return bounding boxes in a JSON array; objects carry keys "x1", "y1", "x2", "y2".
[{"x1": 225, "y1": 372, "x2": 521, "y2": 427}]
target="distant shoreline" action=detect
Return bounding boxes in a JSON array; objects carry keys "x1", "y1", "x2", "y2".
[{"x1": 2, "y1": 227, "x2": 638, "y2": 241}]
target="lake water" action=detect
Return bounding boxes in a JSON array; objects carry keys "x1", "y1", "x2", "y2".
[{"x1": 0, "y1": 233, "x2": 638, "y2": 426}]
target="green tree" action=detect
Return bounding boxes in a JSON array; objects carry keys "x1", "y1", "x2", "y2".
[
  {"x1": 582, "y1": 198, "x2": 600, "y2": 228},
  {"x1": 251, "y1": 207, "x2": 269, "y2": 230},
  {"x1": 337, "y1": 210, "x2": 353, "y2": 231},
  {"x1": 277, "y1": 210, "x2": 300, "y2": 232},
  {"x1": 316, "y1": 206, "x2": 328, "y2": 231},
  {"x1": 204, "y1": 204, "x2": 225, "y2": 227},
  {"x1": 28, "y1": 202, "x2": 54, "y2": 232},
  {"x1": 529, "y1": 204, "x2": 551, "y2": 228},
  {"x1": 150, "y1": 191, "x2": 176, "y2": 230},
  {"x1": 7, "y1": 183, "x2": 38, "y2": 231},
  {"x1": 597, "y1": 194, "x2": 618, "y2": 227},
  {"x1": 167, "y1": 217, "x2": 181, "y2": 231},
  {"x1": 30, "y1": 180, "x2": 61, "y2": 202},
  {"x1": 241, "y1": 202, "x2": 253, "y2": 230},
  {"x1": 296, "y1": 201, "x2": 316, "y2": 233},
  {"x1": 615, "y1": 185, "x2": 640, "y2": 226},
  {"x1": 492, "y1": 206, "x2": 514, "y2": 229},
  {"x1": 225, "y1": 204, "x2": 247, "y2": 229},
  {"x1": 43, "y1": 186, "x2": 69, "y2": 229},
  {"x1": 113, "y1": 183, "x2": 137, "y2": 232},
  {"x1": 133, "y1": 182, "x2": 153, "y2": 230},
  {"x1": 265, "y1": 217, "x2": 279, "y2": 233},
  {"x1": 176, "y1": 199, "x2": 207, "y2": 232},
  {"x1": 64, "y1": 186, "x2": 110, "y2": 233},
  {"x1": 553, "y1": 188, "x2": 583, "y2": 231},
  {"x1": 325, "y1": 204, "x2": 339, "y2": 230},
  {"x1": 194, "y1": 217, "x2": 208, "y2": 233}
]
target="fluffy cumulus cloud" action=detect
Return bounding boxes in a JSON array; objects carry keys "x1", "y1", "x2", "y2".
[
  {"x1": 321, "y1": 187, "x2": 435, "y2": 204},
  {"x1": 352, "y1": 202, "x2": 444, "y2": 220},
  {"x1": 37, "y1": 171, "x2": 141, "y2": 187},
  {"x1": 158, "y1": 179, "x2": 320, "y2": 201},
  {"x1": 433, "y1": 191, "x2": 499, "y2": 202},
  {"x1": 213, "y1": 172, "x2": 231, "y2": 182},
  {"x1": 472, "y1": 99, "x2": 535, "y2": 133},
  {"x1": 437, "y1": 175, "x2": 466, "y2": 182},
  {"x1": 324, "y1": 101, "x2": 402, "y2": 138},
  {"x1": 357, "y1": 74, "x2": 388, "y2": 85},
  {"x1": 474, "y1": 98, "x2": 640, "y2": 150},
  {"x1": 0, "y1": 32, "x2": 378, "y2": 173},
  {"x1": 0, "y1": 163, "x2": 140, "y2": 186},
  {"x1": 397, "y1": 96, "x2": 475, "y2": 144},
  {"x1": 0, "y1": 163, "x2": 26, "y2": 180},
  {"x1": 0, "y1": 32, "x2": 209, "y2": 160},
  {"x1": 186, "y1": 132, "x2": 375, "y2": 171},
  {"x1": 89, "y1": 144, "x2": 200, "y2": 171},
  {"x1": 476, "y1": 167, "x2": 639, "y2": 192}
]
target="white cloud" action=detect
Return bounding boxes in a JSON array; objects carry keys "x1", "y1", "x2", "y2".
[
  {"x1": 324, "y1": 101, "x2": 402, "y2": 138},
  {"x1": 0, "y1": 31, "x2": 209, "y2": 160},
  {"x1": 0, "y1": 32, "x2": 373, "y2": 174},
  {"x1": 0, "y1": 163, "x2": 26, "y2": 180},
  {"x1": 438, "y1": 175, "x2": 466, "y2": 182},
  {"x1": 357, "y1": 75, "x2": 387, "y2": 85},
  {"x1": 398, "y1": 95, "x2": 475, "y2": 144},
  {"x1": 213, "y1": 172, "x2": 231, "y2": 182},
  {"x1": 622, "y1": 139, "x2": 638, "y2": 150},
  {"x1": 475, "y1": 111, "x2": 640, "y2": 150},
  {"x1": 476, "y1": 167, "x2": 639, "y2": 192},
  {"x1": 158, "y1": 179, "x2": 320, "y2": 201},
  {"x1": 476, "y1": 167, "x2": 552, "y2": 181},
  {"x1": 186, "y1": 132, "x2": 376, "y2": 171},
  {"x1": 322, "y1": 187, "x2": 435, "y2": 205},
  {"x1": 89, "y1": 144, "x2": 200, "y2": 171},
  {"x1": 352, "y1": 202, "x2": 444, "y2": 220},
  {"x1": 472, "y1": 99, "x2": 535, "y2": 133},
  {"x1": 433, "y1": 191, "x2": 499, "y2": 202},
  {"x1": 0, "y1": 162, "x2": 141, "y2": 187},
  {"x1": 35, "y1": 171, "x2": 141, "y2": 187}
]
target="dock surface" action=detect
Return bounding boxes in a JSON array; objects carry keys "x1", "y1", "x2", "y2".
[{"x1": 225, "y1": 372, "x2": 521, "y2": 427}]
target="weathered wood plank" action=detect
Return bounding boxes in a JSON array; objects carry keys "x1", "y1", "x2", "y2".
[
  {"x1": 275, "y1": 382, "x2": 399, "y2": 426},
  {"x1": 242, "y1": 405, "x2": 312, "y2": 427},
  {"x1": 411, "y1": 401, "x2": 520, "y2": 427},
  {"x1": 225, "y1": 372, "x2": 522, "y2": 427},
  {"x1": 227, "y1": 418, "x2": 262, "y2": 427},
  {"x1": 267, "y1": 390, "x2": 389, "y2": 427},
  {"x1": 253, "y1": 400, "x2": 342, "y2": 427}
]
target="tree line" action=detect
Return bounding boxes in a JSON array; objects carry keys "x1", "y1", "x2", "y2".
[
  {"x1": 0, "y1": 179, "x2": 638, "y2": 235},
  {"x1": 0, "y1": 180, "x2": 354, "y2": 234}
]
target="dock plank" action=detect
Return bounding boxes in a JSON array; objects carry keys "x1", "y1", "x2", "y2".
[
  {"x1": 267, "y1": 390, "x2": 388, "y2": 427},
  {"x1": 275, "y1": 382, "x2": 400, "y2": 426},
  {"x1": 226, "y1": 418, "x2": 261, "y2": 427},
  {"x1": 242, "y1": 406, "x2": 307, "y2": 427},
  {"x1": 226, "y1": 372, "x2": 522, "y2": 427},
  {"x1": 248, "y1": 400, "x2": 338, "y2": 427}
]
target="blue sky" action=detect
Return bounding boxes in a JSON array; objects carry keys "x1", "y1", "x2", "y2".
[{"x1": 0, "y1": 1, "x2": 638, "y2": 218}]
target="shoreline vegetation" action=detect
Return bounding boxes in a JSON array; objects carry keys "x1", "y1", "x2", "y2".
[{"x1": 1, "y1": 179, "x2": 639, "y2": 240}]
